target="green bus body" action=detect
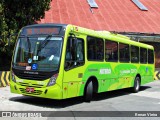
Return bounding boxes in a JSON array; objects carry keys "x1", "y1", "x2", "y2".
[{"x1": 10, "y1": 24, "x2": 155, "y2": 100}]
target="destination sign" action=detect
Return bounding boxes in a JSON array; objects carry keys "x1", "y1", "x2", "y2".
[{"x1": 21, "y1": 27, "x2": 61, "y2": 35}]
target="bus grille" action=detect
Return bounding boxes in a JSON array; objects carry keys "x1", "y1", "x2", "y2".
[
  {"x1": 16, "y1": 72, "x2": 48, "y2": 80},
  {"x1": 12, "y1": 68, "x2": 57, "y2": 81},
  {"x1": 19, "y1": 88, "x2": 43, "y2": 95},
  {"x1": 19, "y1": 82, "x2": 44, "y2": 88}
]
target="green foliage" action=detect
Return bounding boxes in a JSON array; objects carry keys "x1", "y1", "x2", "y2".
[{"x1": 0, "y1": 0, "x2": 52, "y2": 70}]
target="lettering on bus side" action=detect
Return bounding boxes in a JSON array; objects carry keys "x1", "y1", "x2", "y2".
[
  {"x1": 120, "y1": 70, "x2": 131, "y2": 74},
  {"x1": 120, "y1": 69, "x2": 137, "y2": 75},
  {"x1": 99, "y1": 69, "x2": 111, "y2": 74}
]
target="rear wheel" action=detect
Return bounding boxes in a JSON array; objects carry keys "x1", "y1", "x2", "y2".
[
  {"x1": 132, "y1": 76, "x2": 140, "y2": 93},
  {"x1": 84, "y1": 81, "x2": 93, "y2": 102}
]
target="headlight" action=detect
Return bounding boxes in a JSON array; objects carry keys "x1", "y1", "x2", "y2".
[
  {"x1": 47, "y1": 74, "x2": 58, "y2": 86},
  {"x1": 12, "y1": 71, "x2": 16, "y2": 83}
]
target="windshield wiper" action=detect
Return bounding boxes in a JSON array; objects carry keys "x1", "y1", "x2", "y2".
[{"x1": 39, "y1": 34, "x2": 52, "y2": 50}]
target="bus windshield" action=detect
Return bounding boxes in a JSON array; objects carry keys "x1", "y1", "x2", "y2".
[{"x1": 13, "y1": 35, "x2": 63, "y2": 72}]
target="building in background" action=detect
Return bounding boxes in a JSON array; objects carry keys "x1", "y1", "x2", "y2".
[{"x1": 39, "y1": 0, "x2": 160, "y2": 68}]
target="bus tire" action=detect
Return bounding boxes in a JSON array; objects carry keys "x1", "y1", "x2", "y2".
[
  {"x1": 84, "y1": 81, "x2": 93, "y2": 102},
  {"x1": 132, "y1": 76, "x2": 140, "y2": 93}
]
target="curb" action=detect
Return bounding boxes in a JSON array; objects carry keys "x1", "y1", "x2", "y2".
[{"x1": 0, "y1": 71, "x2": 10, "y2": 87}]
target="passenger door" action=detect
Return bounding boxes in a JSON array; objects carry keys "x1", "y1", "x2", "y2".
[{"x1": 63, "y1": 36, "x2": 85, "y2": 98}]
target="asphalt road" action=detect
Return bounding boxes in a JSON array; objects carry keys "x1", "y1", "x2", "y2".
[{"x1": 0, "y1": 80, "x2": 160, "y2": 120}]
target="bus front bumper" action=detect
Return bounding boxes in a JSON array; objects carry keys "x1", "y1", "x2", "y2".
[{"x1": 10, "y1": 81, "x2": 63, "y2": 99}]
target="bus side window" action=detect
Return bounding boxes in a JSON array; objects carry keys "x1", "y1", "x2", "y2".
[
  {"x1": 148, "y1": 49, "x2": 154, "y2": 64},
  {"x1": 119, "y1": 43, "x2": 130, "y2": 62},
  {"x1": 77, "y1": 42, "x2": 84, "y2": 61},
  {"x1": 87, "y1": 36, "x2": 104, "y2": 61},
  {"x1": 105, "y1": 40, "x2": 118, "y2": 62},
  {"x1": 140, "y1": 48, "x2": 147, "y2": 64},
  {"x1": 65, "y1": 37, "x2": 84, "y2": 70},
  {"x1": 131, "y1": 45, "x2": 139, "y2": 63}
]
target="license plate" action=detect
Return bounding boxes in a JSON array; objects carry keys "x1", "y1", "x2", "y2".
[{"x1": 26, "y1": 87, "x2": 34, "y2": 93}]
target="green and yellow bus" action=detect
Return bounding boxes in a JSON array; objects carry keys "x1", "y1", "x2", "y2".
[{"x1": 10, "y1": 24, "x2": 155, "y2": 101}]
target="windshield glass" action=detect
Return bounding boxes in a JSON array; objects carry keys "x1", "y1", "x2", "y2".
[{"x1": 13, "y1": 36, "x2": 62, "y2": 71}]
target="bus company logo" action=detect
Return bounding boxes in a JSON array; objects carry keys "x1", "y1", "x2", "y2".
[{"x1": 24, "y1": 71, "x2": 39, "y2": 75}]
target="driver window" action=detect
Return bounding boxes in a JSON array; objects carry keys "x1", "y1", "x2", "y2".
[{"x1": 65, "y1": 37, "x2": 84, "y2": 70}]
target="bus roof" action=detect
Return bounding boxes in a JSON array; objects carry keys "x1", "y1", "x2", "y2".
[{"x1": 68, "y1": 24, "x2": 154, "y2": 50}]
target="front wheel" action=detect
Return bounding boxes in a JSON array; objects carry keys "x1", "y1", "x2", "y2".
[
  {"x1": 132, "y1": 76, "x2": 140, "y2": 93},
  {"x1": 84, "y1": 81, "x2": 93, "y2": 102}
]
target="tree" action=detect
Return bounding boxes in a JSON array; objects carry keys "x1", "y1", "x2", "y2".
[
  {"x1": 0, "y1": 0, "x2": 52, "y2": 70},
  {"x1": 0, "y1": 3, "x2": 8, "y2": 52},
  {"x1": 3, "y1": 0, "x2": 51, "y2": 31}
]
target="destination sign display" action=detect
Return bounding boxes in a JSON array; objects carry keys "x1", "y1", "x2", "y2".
[{"x1": 21, "y1": 27, "x2": 61, "y2": 35}]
